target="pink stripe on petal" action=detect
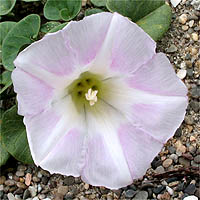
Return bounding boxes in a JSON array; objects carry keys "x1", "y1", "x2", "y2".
[{"x1": 12, "y1": 68, "x2": 53, "y2": 116}]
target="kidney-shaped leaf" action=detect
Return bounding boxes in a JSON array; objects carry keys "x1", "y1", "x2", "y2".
[
  {"x1": 40, "y1": 21, "x2": 61, "y2": 33},
  {"x1": 1, "y1": 106, "x2": 34, "y2": 164},
  {"x1": 0, "y1": 71, "x2": 12, "y2": 94},
  {"x1": 2, "y1": 14, "x2": 40, "y2": 71},
  {"x1": 44, "y1": 0, "x2": 82, "y2": 21},
  {"x1": 0, "y1": 0, "x2": 16, "y2": 16},
  {"x1": 91, "y1": 0, "x2": 107, "y2": 7},
  {"x1": 106, "y1": 0, "x2": 165, "y2": 22},
  {"x1": 0, "y1": 21, "x2": 17, "y2": 48},
  {"x1": 85, "y1": 8, "x2": 104, "y2": 16},
  {"x1": 137, "y1": 4, "x2": 171, "y2": 41},
  {"x1": 48, "y1": 22, "x2": 68, "y2": 33},
  {"x1": 0, "y1": 109, "x2": 10, "y2": 167}
]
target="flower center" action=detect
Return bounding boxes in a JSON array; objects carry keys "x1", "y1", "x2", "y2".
[
  {"x1": 67, "y1": 72, "x2": 103, "y2": 112},
  {"x1": 85, "y1": 88, "x2": 98, "y2": 106}
]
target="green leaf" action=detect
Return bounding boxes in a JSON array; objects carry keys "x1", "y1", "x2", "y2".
[
  {"x1": 0, "y1": 71, "x2": 12, "y2": 94},
  {"x1": 1, "y1": 106, "x2": 34, "y2": 164},
  {"x1": 0, "y1": 0, "x2": 16, "y2": 16},
  {"x1": 21, "y1": 0, "x2": 40, "y2": 2},
  {"x1": 2, "y1": 14, "x2": 40, "y2": 71},
  {"x1": 0, "y1": 21, "x2": 17, "y2": 48},
  {"x1": 48, "y1": 22, "x2": 68, "y2": 33},
  {"x1": 106, "y1": 0, "x2": 165, "y2": 22},
  {"x1": 91, "y1": 0, "x2": 107, "y2": 7},
  {"x1": 137, "y1": 4, "x2": 171, "y2": 41},
  {"x1": 44, "y1": 0, "x2": 82, "y2": 21},
  {"x1": 0, "y1": 109, "x2": 10, "y2": 167},
  {"x1": 85, "y1": 8, "x2": 104, "y2": 16},
  {"x1": 0, "y1": 21, "x2": 16, "y2": 64},
  {"x1": 0, "y1": 143, "x2": 10, "y2": 166},
  {"x1": 40, "y1": 21, "x2": 61, "y2": 33}
]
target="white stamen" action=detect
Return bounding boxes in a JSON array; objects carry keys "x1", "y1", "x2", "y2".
[{"x1": 85, "y1": 88, "x2": 98, "y2": 106}]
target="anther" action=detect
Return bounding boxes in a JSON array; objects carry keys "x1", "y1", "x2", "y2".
[{"x1": 85, "y1": 88, "x2": 98, "y2": 106}]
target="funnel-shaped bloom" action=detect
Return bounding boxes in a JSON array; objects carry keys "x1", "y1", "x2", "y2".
[{"x1": 12, "y1": 12, "x2": 187, "y2": 189}]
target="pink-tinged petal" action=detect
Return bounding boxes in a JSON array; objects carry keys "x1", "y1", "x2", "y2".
[
  {"x1": 81, "y1": 103, "x2": 132, "y2": 189},
  {"x1": 24, "y1": 95, "x2": 84, "y2": 166},
  {"x1": 92, "y1": 13, "x2": 156, "y2": 76},
  {"x1": 14, "y1": 31, "x2": 76, "y2": 77},
  {"x1": 130, "y1": 96, "x2": 188, "y2": 143},
  {"x1": 101, "y1": 78, "x2": 187, "y2": 143},
  {"x1": 127, "y1": 53, "x2": 188, "y2": 96},
  {"x1": 62, "y1": 12, "x2": 113, "y2": 67},
  {"x1": 39, "y1": 129, "x2": 86, "y2": 177},
  {"x1": 12, "y1": 68, "x2": 53, "y2": 116},
  {"x1": 118, "y1": 124, "x2": 163, "y2": 179}
]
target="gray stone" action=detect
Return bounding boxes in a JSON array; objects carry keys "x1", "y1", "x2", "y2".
[
  {"x1": 132, "y1": 191, "x2": 148, "y2": 200},
  {"x1": 184, "y1": 116, "x2": 194, "y2": 125},
  {"x1": 155, "y1": 166, "x2": 165, "y2": 174},
  {"x1": 7, "y1": 193, "x2": 15, "y2": 200},
  {"x1": 125, "y1": 189, "x2": 137, "y2": 198},
  {"x1": 5, "y1": 180, "x2": 15, "y2": 186},
  {"x1": 63, "y1": 176, "x2": 75, "y2": 186},
  {"x1": 190, "y1": 100, "x2": 200, "y2": 112},
  {"x1": 28, "y1": 186, "x2": 37, "y2": 197},
  {"x1": 179, "y1": 157, "x2": 191, "y2": 167},
  {"x1": 23, "y1": 189, "x2": 31, "y2": 200},
  {"x1": 194, "y1": 155, "x2": 200, "y2": 163},
  {"x1": 167, "y1": 44, "x2": 177, "y2": 53},
  {"x1": 184, "y1": 184, "x2": 196, "y2": 195},
  {"x1": 191, "y1": 86, "x2": 200, "y2": 98}
]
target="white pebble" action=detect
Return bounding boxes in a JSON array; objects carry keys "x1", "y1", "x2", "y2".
[
  {"x1": 28, "y1": 186, "x2": 37, "y2": 197},
  {"x1": 7, "y1": 193, "x2": 15, "y2": 200},
  {"x1": 37, "y1": 184, "x2": 42, "y2": 193},
  {"x1": 188, "y1": 20, "x2": 194, "y2": 27},
  {"x1": 179, "y1": 14, "x2": 188, "y2": 24},
  {"x1": 37, "y1": 171, "x2": 42, "y2": 178},
  {"x1": 15, "y1": 195, "x2": 22, "y2": 200},
  {"x1": 0, "y1": 185, "x2": 3, "y2": 191},
  {"x1": 32, "y1": 197, "x2": 39, "y2": 200},
  {"x1": 166, "y1": 186, "x2": 174, "y2": 195},
  {"x1": 183, "y1": 196, "x2": 198, "y2": 200},
  {"x1": 177, "y1": 69, "x2": 187, "y2": 79},
  {"x1": 191, "y1": 33, "x2": 199, "y2": 41}
]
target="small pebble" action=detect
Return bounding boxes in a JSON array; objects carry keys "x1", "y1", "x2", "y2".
[
  {"x1": 183, "y1": 196, "x2": 198, "y2": 200},
  {"x1": 25, "y1": 173, "x2": 32, "y2": 186},
  {"x1": 0, "y1": 176, "x2": 6, "y2": 185},
  {"x1": 28, "y1": 186, "x2": 37, "y2": 197},
  {"x1": 155, "y1": 166, "x2": 165, "y2": 174},
  {"x1": 189, "y1": 20, "x2": 195, "y2": 27},
  {"x1": 63, "y1": 176, "x2": 75, "y2": 186},
  {"x1": 184, "y1": 184, "x2": 196, "y2": 195},
  {"x1": 166, "y1": 186, "x2": 174, "y2": 195},
  {"x1": 182, "y1": 25, "x2": 189, "y2": 31},
  {"x1": 132, "y1": 191, "x2": 148, "y2": 200},
  {"x1": 153, "y1": 185, "x2": 165, "y2": 194},
  {"x1": 5, "y1": 180, "x2": 15, "y2": 186},
  {"x1": 177, "y1": 69, "x2": 187, "y2": 79},
  {"x1": 16, "y1": 171, "x2": 25, "y2": 177},
  {"x1": 163, "y1": 158, "x2": 173, "y2": 168},
  {"x1": 17, "y1": 182, "x2": 27, "y2": 189},
  {"x1": 194, "y1": 155, "x2": 200, "y2": 163},
  {"x1": 57, "y1": 186, "x2": 68, "y2": 195},
  {"x1": 23, "y1": 189, "x2": 31, "y2": 199},
  {"x1": 179, "y1": 14, "x2": 188, "y2": 24},
  {"x1": 124, "y1": 189, "x2": 137, "y2": 198},
  {"x1": 167, "y1": 44, "x2": 177, "y2": 53},
  {"x1": 191, "y1": 33, "x2": 199, "y2": 41},
  {"x1": 7, "y1": 193, "x2": 15, "y2": 200}
]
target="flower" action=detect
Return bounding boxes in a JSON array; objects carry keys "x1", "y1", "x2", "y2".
[{"x1": 12, "y1": 12, "x2": 187, "y2": 189}]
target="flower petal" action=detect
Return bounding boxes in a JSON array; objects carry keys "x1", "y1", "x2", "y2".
[
  {"x1": 62, "y1": 12, "x2": 113, "y2": 67},
  {"x1": 118, "y1": 124, "x2": 163, "y2": 179},
  {"x1": 91, "y1": 13, "x2": 156, "y2": 76},
  {"x1": 12, "y1": 68, "x2": 53, "y2": 116},
  {"x1": 127, "y1": 53, "x2": 188, "y2": 96},
  {"x1": 39, "y1": 128, "x2": 86, "y2": 177},
  {"x1": 81, "y1": 103, "x2": 132, "y2": 189},
  {"x1": 101, "y1": 76, "x2": 187, "y2": 143},
  {"x1": 24, "y1": 95, "x2": 84, "y2": 165}
]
